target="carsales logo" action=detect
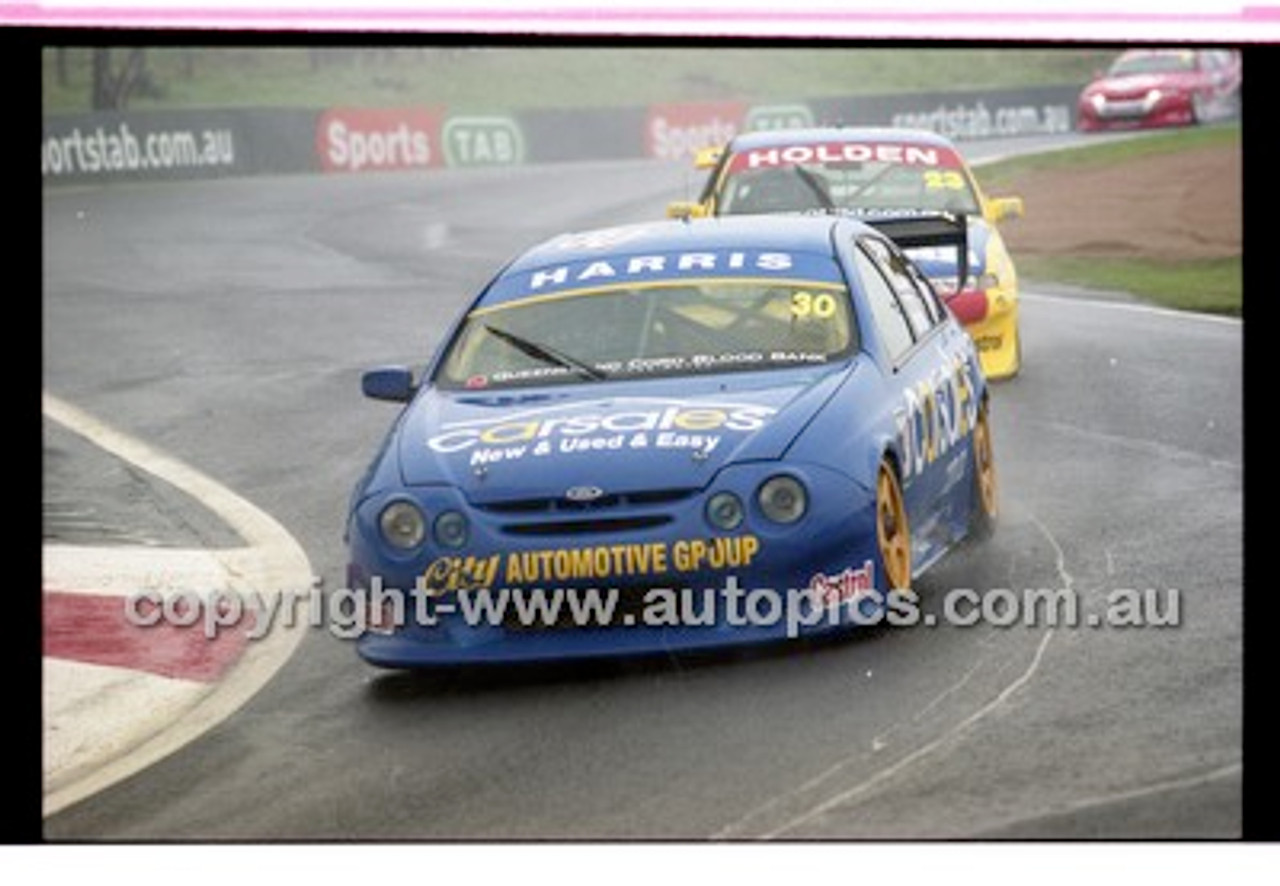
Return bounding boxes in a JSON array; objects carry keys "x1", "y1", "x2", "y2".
[
  {"x1": 646, "y1": 102, "x2": 745, "y2": 161},
  {"x1": 317, "y1": 108, "x2": 443, "y2": 173}
]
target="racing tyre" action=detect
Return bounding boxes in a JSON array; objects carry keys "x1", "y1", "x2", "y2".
[
  {"x1": 876, "y1": 460, "x2": 912, "y2": 593},
  {"x1": 969, "y1": 399, "x2": 999, "y2": 541},
  {"x1": 1191, "y1": 92, "x2": 1210, "y2": 126}
]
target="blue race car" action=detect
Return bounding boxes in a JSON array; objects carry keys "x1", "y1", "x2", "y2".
[{"x1": 346, "y1": 213, "x2": 997, "y2": 667}]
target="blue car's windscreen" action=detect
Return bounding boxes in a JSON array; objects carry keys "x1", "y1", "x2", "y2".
[{"x1": 436, "y1": 279, "x2": 857, "y2": 390}]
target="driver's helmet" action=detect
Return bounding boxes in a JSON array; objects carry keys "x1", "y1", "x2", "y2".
[{"x1": 727, "y1": 167, "x2": 831, "y2": 214}]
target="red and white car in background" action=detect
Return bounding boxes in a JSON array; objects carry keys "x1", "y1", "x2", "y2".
[{"x1": 1077, "y1": 48, "x2": 1242, "y2": 132}]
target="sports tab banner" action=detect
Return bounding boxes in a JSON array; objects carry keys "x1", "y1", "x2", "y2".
[
  {"x1": 644, "y1": 101, "x2": 748, "y2": 161},
  {"x1": 315, "y1": 107, "x2": 446, "y2": 173}
]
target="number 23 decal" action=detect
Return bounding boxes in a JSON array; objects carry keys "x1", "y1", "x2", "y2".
[{"x1": 923, "y1": 170, "x2": 966, "y2": 190}]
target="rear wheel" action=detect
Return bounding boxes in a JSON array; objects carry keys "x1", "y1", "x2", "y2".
[
  {"x1": 876, "y1": 460, "x2": 912, "y2": 592},
  {"x1": 969, "y1": 400, "x2": 999, "y2": 540}
]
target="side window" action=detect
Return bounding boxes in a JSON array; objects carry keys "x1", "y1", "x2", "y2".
[
  {"x1": 853, "y1": 243, "x2": 915, "y2": 364},
  {"x1": 903, "y1": 258, "x2": 947, "y2": 325},
  {"x1": 861, "y1": 236, "x2": 939, "y2": 338}
]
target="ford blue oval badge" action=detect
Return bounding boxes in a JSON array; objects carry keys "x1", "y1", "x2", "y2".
[{"x1": 565, "y1": 485, "x2": 606, "y2": 502}]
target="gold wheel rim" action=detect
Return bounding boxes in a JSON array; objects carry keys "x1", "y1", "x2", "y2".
[
  {"x1": 877, "y1": 464, "x2": 911, "y2": 591},
  {"x1": 974, "y1": 406, "x2": 998, "y2": 519}
]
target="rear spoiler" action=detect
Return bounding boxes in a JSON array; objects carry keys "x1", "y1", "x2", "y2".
[{"x1": 861, "y1": 211, "x2": 969, "y2": 292}]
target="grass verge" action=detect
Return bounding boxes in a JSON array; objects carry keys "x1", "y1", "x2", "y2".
[
  {"x1": 43, "y1": 46, "x2": 1114, "y2": 115},
  {"x1": 1017, "y1": 255, "x2": 1241, "y2": 317},
  {"x1": 975, "y1": 122, "x2": 1239, "y2": 190}
]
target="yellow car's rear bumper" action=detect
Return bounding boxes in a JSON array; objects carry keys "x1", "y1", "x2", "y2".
[{"x1": 966, "y1": 298, "x2": 1021, "y2": 380}]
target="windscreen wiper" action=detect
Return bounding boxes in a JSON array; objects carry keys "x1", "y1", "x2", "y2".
[
  {"x1": 841, "y1": 162, "x2": 901, "y2": 205},
  {"x1": 483, "y1": 324, "x2": 607, "y2": 381},
  {"x1": 793, "y1": 165, "x2": 835, "y2": 211}
]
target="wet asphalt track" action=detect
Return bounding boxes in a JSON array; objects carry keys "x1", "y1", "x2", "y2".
[{"x1": 42, "y1": 134, "x2": 1243, "y2": 839}]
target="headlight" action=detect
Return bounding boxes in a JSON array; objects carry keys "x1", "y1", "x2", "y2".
[
  {"x1": 433, "y1": 510, "x2": 469, "y2": 549},
  {"x1": 706, "y1": 492, "x2": 745, "y2": 530},
  {"x1": 380, "y1": 500, "x2": 427, "y2": 551},
  {"x1": 757, "y1": 475, "x2": 808, "y2": 524}
]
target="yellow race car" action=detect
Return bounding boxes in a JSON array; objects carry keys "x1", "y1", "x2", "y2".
[{"x1": 668, "y1": 127, "x2": 1024, "y2": 379}]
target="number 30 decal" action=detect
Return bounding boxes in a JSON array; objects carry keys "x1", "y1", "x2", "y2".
[{"x1": 791, "y1": 292, "x2": 837, "y2": 318}]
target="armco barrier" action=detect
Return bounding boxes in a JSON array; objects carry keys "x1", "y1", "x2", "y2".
[
  {"x1": 41, "y1": 84, "x2": 1081, "y2": 186},
  {"x1": 516, "y1": 107, "x2": 649, "y2": 164},
  {"x1": 810, "y1": 85, "x2": 1079, "y2": 140}
]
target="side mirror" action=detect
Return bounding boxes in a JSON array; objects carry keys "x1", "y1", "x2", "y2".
[
  {"x1": 362, "y1": 366, "x2": 416, "y2": 403},
  {"x1": 693, "y1": 146, "x2": 723, "y2": 170},
  {"x1": 666, "y1": 200, "x2": 709, "y2": 220},
  {"x1": 987, "y1": 196, "x2": 1024, "y2": 224}
]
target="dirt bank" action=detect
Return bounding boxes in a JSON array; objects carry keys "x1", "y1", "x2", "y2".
[{"x1": 987, "y1": 138, "x2": 1241, "y2": 263}]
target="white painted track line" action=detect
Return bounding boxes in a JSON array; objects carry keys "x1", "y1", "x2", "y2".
[{"x1": 42, "y1": 392, "x2": 315, "y2": 817}]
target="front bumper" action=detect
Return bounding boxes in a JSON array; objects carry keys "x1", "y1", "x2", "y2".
[
  {"x1": 1078, "y1": 93, "x2": 1195, "y2": 131},
  {"x1": 347, "y1": 461, "x2": 890, "y2": 667}
]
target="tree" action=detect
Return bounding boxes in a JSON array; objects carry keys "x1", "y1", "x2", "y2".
[
  {"x1": 91, "y1": 49, "x2": 113, "y2": 110},
  {"x1": 91, "y1": 48, "x2": 150, "y2": 111}
]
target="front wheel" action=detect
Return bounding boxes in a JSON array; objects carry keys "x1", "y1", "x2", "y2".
[{"x1": 1191, "y1": 92, "x2": 1210, "y2": 125}]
